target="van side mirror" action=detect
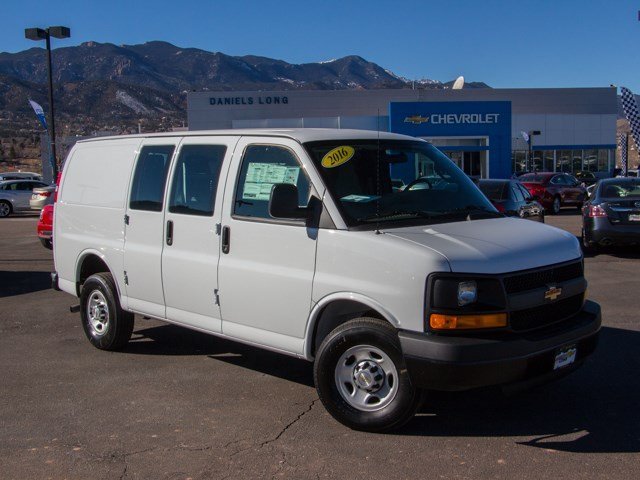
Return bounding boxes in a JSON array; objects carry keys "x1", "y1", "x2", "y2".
[{"x1": 269, "y1": 183, "x2": 307, "y2": 219}]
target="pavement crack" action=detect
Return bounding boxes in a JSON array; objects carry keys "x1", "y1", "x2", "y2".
[{"x1": 260, "y1": 398, "x2": 319, "y2": 448}]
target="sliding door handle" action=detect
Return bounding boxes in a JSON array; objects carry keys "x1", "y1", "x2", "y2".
[
  {"x1": 222, "y1": 225, "x2": 230, "y2": 254},
  {"x1": 166, "y1": 220, "x2": 174, "y2": 246}
]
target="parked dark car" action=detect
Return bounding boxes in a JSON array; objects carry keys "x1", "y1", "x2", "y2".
[
  {"x1": 478, "y1": 179, "x2": 545, "y2": 222},
  {"x1": 582, "y1": 178, "x2": 640, "y2": 250},
  {"x1": 574, "y1": 170, "x2": 598, "y2": 186},
  {"x1": 519, "y1": 172, "x2": 587, "y2": 214}
]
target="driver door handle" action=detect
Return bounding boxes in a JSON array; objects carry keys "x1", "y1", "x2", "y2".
[
  {"x1": 166, "y1": 220, "x2": 174, "y2": 246},
  {"x1": 222, "y1": 226, "x2": 230, "y2": 254}
]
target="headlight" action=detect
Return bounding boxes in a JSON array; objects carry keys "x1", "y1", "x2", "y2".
[{"x1": 457, "y1": 281, "x2": 477, "y2": 306}]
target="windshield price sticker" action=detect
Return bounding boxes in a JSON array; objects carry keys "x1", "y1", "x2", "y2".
[{"x1": 321, "y1": 146, "x2": 355, "y2": 168}]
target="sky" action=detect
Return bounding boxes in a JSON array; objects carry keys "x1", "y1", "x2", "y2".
[{"x1": 2, "y1": 0, "x2": 640, "y2": 92}]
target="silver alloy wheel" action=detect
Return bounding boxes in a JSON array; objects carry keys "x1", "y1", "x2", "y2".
[
  {"x1": 0, "y1": 202, "x2": 10, "y2": 217},
  {"x1": 553, "y1": 197, "x2": 561, "y2": 214},
  {"x1": 87, "y1": 290, "x2": 110, "y2": 337},
  {"x1": 334, "y1": 344, "x2": 399, "y2": 412}
]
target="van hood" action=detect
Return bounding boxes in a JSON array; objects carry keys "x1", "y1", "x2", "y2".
[{"x1": 384, "y1": 218, "x2": 582, "y2": 274}]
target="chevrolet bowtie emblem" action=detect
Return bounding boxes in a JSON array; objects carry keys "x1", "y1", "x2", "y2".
[
  {"x1": 404, "y1": 115, "x2": 429, "y2": 124},
  {"x1": 544, "y1": 285, "x2": 562, "y2": 301}
]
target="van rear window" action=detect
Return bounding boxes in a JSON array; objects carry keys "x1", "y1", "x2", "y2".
[{"x1": 129, "y1": 145, "x2": 175, "y2": 211}]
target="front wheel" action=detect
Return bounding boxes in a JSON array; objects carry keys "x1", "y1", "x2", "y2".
[
  {"x1": 314, "y1": 317, "x2": 422, "y2": 432},
  {"x1": 80, "y1": 272, "x2": 134, "y2": 350},
  {"x1": 550, "y1": 196, "x2": 561, "y2": 215}
]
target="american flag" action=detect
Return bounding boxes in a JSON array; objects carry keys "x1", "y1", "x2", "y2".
[
  {"x1": 620, "y1": 87, "x2": 640, "y2": 154},
  {"x1": 619, "y1": 133, "x2": 628, "y2": 174}
]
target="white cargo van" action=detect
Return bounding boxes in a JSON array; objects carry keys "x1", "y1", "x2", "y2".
[{"x1": 53, "y1": 129, "x2": 600, "y2": 431}]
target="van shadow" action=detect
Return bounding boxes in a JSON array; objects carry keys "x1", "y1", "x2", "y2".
[
  {"x1": 0, "y1": 271, "x2": 52, "y2": 297},
  {"x1": 126, "y1": 323, "x2": 314, "y2": 387},
  {"x1": 126, "y1": 324, "x2": 637, "y2": 453},
  {"x1": 403, "y1": 326, "x2": 639, "y2": 453}
]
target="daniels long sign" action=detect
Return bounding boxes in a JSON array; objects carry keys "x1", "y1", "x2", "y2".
[{"x1": 209, "y1": 95, "x2": 289, "y2": 106}]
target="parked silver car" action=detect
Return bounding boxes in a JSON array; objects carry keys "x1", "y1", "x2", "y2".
[
  {"x1": 0, "y1": 180, "x2": 48, "y2": 217},
  {"x1": 30, "y1": 184, "x2": 56, "y2": 210},
  {"x1": 0, "y1": 171, "x2": 42, "y2": 181}
]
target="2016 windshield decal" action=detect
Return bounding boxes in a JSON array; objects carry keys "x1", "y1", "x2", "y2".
[{"x1": 404, "y1": 113, "x2": 500, "y2": 124}]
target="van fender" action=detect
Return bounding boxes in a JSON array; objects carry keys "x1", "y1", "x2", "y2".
[
  {"x1": 303, "y1": 292, "x2": 400, "y2": 361},
  {"x1": 74, "y1": 248, "x2": 124, "y2": 300}
]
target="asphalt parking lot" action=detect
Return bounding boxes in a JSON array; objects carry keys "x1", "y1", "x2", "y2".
[{"x1": 1, "y1": 212, "x2": 638, "y2": 480}]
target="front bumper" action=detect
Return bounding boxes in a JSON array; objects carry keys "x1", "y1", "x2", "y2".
[{"x1": 398, "y1": 300, "x2": 601, "y2": 392}]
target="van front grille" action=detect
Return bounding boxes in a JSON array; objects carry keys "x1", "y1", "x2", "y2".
[
  {"x1": 510, "y1": 294, "x2": 584, "y2": 332},
  {"x1": 503, "y1": 261, "x2": 583, "y2": 295}
]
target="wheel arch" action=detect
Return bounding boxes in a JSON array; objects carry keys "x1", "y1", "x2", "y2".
[
  {"x1": 75, "y1": 250, "x2": 120, "y2": 298},
  {"x1": 303, "y1": 293, "x2": 400, "y2": 361}
]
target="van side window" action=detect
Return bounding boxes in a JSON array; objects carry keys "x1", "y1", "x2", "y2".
[
  {"x1": 129, "y1": 145, "x2": 175, "y2": 212},
  {"x1": 234, "y1": 145, "x2": 310, "y2": 219},
  {"x1": 168, "y1": 145, "x2": 227, "y2": 216}
]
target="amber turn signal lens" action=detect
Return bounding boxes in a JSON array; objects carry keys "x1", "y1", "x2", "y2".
[{"x1": 430, "y1": 313, "x2": 507, "y2": 330}]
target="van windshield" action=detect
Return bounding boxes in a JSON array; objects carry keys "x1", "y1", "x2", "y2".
[{"x1": 304, "y1": 140, "x2": 499, "y2": 228}]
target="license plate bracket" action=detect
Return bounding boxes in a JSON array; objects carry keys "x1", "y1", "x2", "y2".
[{"x1": 553, "y1": 345, "x2": 577, "y2": 370}]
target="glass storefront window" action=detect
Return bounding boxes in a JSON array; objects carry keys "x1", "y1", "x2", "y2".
[
  {"x1": 584, "y1": 149, "x2": 598, "y2": 172},
  {"x1": 572, "y1": 150, "x2": 583, "y2": 173},
  {"x1": 557, "y1": 150, "x2": 571, "y2": 172},
  {"x1": 544, "y1": 150, "x2": 555, "y2": 172},
  {"x1": 512, "y1": 150, "x2": 527, "y2": 173},
  {"x1": 532, "y1": 150, "x2": 544, "y2": 172},
  {"x1": 598, "y1": 150, "x2": 610, "y2": 172}
]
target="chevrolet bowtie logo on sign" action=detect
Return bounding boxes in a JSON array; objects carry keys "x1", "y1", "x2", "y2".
[
  {"x1": 404, "y1": 115, "x2": 430, "y2": 124},
  {"x1": 544, "y1": 285, "x2": 562, "y2": 301}
]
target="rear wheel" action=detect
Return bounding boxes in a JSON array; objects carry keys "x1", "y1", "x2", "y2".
[
  {"x1": 80, "y1": 272, "x2": 134, "y2": 350},
  {"x1": 39, "y1": 238, "x2": 52, "y2": 250},
  {"x1": 581, "y1": 228, "x2": 597, "y2": 253},
  {"x1": 314, "y1": 317, "x2": 422, "y2": 432},
  {"x1": 0, "y1": 201, "x2": 12, "y2": 218}
]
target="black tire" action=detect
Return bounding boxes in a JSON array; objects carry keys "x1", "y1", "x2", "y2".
[
  {"x1": 39, "y1": 238, "x2": 52, "y2": 250},
  {"x1": 314, "y1": 317, "x2": 422, "y2": 432},
  {"x1": 80, "y1": 272, "x2": 134, "y2": 350},
  {"x1": 549, "y1": 196, "x2": 561, "y2": 215},
  {"x1": 581, "y1": 229, "x2": 597, "y2": 254},
  {"x1": 0, "y1": 200, "x2": 12, "y2": 218}
]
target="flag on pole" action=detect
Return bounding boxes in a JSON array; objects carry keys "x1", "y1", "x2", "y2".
[
  {"x1": 521, "y1": 130, "x2": 529, "y2": 143},
  {"x1": 618, "y1": 133, "x2": 628, "y2": 175},
  {"x1": 620, "y1": 87, "x2": 640, "y2": 153},
  {"x1": 28, "y1": 99, "x2": 48, "y2": 130}
]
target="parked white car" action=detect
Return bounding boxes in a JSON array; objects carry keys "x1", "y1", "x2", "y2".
[
  {"x1": 0, "y1": 179, "x2": 48, "y2": 217},
  {"x1": 52, "y1": 129, "x2": 601, "y2": 431}
]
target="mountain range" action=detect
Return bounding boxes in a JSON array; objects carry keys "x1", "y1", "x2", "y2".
[{"x1": 0, "y1": 41, "x2": 488, "y2": 138}]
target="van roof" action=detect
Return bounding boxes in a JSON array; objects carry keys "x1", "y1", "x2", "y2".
[{"x1": 76, "y1": 128, "x2": 423, "y2": 144}]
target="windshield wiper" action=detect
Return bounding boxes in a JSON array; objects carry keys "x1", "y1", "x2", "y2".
[{"x1": 357, "y1": 210, "x2": 433, "y2": 222}]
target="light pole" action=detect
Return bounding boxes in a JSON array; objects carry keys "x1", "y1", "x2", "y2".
[
  {"x1": 24, "y1": 26, "x2": 71, "y2": 179},
  {"x1": 527, "y1": 130, "x2": 541, "y2": 171}
]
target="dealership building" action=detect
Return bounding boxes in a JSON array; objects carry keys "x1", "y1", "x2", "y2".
[{"x1": 187, "y1": 87, "x2": 617, "y2": 179}]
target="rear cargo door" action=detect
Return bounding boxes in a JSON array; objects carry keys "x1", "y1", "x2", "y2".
[
  {"x1": 123, "y1": 138, "x2": 179, "y2": 318},
  {"x1": 160, "y1": 136, "x2": 238, "y2": 333}
]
